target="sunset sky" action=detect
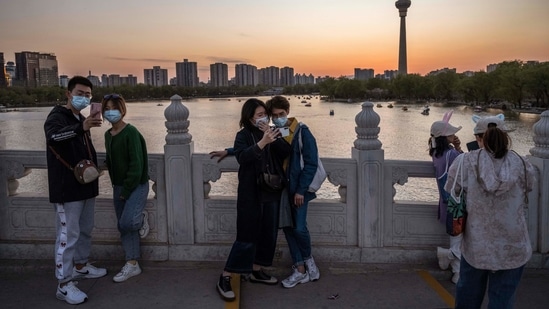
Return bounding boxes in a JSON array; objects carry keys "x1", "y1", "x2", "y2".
[{"x1": 1, "y1": 0, "x2": 548, "y2": 83}]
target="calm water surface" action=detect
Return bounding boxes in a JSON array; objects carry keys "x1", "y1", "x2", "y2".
[{"x1": 0, "y1": 96, "x2": 541, "y2": 200}]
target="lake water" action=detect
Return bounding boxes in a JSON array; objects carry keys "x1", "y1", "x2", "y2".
[{"x1": 0, "y1": 96, "x2": 541, "y2": 200}]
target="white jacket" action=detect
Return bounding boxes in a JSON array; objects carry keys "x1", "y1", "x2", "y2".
[{"x1": 445, "y1": 149, "x2": 537, "y2": 270}]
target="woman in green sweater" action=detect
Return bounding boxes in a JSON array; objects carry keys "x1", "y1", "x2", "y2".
[{"x1": 102, "y1": 94, "x2": 150, "y2": 282}]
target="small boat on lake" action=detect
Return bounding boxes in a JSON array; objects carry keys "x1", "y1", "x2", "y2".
[
  {"x1": 473, "y1": 105, "x2": 484, "y2": 112},
  {"x1": 376, "y1": 103, "x2": 382, "y2": 108},
  {"x1": 157, "y1": 103, "x2": 163, "y2": 106},
  {"x1": 329, "y1": 109, "x2": 334, "y2": 116},
  {"x1": 402, "y1": 106, "x2": 408, "y2": 111},
  {"x1": 305, "y1": 102, "x2": 312, "y2": 107},
  {"x1": 301, "y1": 100, "x2": 307, "y2": 103},
  {"x1": 387, "y1": 103, "x2": 394, "y2": 108},
  {"x1": 421, "y1": 105, "x2": 430, "y2": 115}
]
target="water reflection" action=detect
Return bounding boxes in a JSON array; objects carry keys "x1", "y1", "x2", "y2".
[{"x1": 1, "y1": 97, "x2": 540, "y2": 201}]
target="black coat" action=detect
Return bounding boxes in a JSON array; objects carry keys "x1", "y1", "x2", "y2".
[
  {"x1": 44, "y1": 105, "x2": 99, "y2": 203},
  {"x1": 234, "y1": 127, "x2": 290, "y2": 206}
]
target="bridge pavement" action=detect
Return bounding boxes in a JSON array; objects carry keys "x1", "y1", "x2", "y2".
[{"x1": 1, "y1": 259, "x2": 548, "y2": 308}]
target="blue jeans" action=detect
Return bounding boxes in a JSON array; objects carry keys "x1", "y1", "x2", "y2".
[
  {"x1": 113, "y1": 183, "x2": 149, "y2": 261},
  {"x1": 283, "y1": 201, "x2": 311, "y2": 266},
  {"x1": 224, "y1": 200, "x2": 280, "y2": 273},
  {"x1": 455, "y1": 257, "x2": 525, "y2": 309}
]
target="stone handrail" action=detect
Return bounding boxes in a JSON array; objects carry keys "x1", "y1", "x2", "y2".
[{"x1": 0, "y1": 98, "x2": 547, "y2": 268}]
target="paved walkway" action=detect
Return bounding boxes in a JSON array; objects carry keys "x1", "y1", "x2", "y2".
[{"x1": 1, "y1": 259, "x2": 548, "y2": 308}]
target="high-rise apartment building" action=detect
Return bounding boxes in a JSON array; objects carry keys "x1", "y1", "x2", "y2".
[
  {"x1": 210, "y1": 63, "x2": 228, "y2": 87},
  {"x1": 86, "y1": 71, "x2": 101, "y2": 87},
  {"x1": 175, "y1": 59, "x2": 199, "y2": 87},
  {"x1": 0, "y1": 53, "x2": 7, "y2": 87},
  {"x1": 59, "y1": 75, "x2": 69, "y2": 88},
  {"x1": 5, "y1": 61, "x2": 15, "y2": 86},
  {"x1": 235, "y1": 64, "x2": 258, "y2": 86},
  {"x1": 100, "y1": 74, "x2": 136, "y2": 87},
  {"x1": 14, "y1": 51, "x2": 58, "y2": 87},
  {"x1": 258, "y1": 66, "x2": 280, "y2": 86},
  {"x1": 120, "y1": 75, "x2": 137, "y2": 86},
  {"x1": 295, "y1": 73, "x2": 315, "y2": 85},
  {"x1": 14, "y1": 51, "x2": 39, "y2": 87},
  {"x1": 354, "y1": 68, "x2": 375, "y2": 81},
  {"x1": 38, "y1": 53, "x2": 59, "y2": 87},
  {"x1": 280, "y1": 66, "x2": 295, "y2": 86},
  {"x1": 144, "y1": 66, "x2": 168, "y2": 87}
]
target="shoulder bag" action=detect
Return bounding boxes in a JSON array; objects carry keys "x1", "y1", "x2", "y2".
[
  {"x1": 446, "y1": 154, "x2": 466, "y2": 236},
  {"x1": 49, "y1": 133, "x2": 101, "y2": 184}
]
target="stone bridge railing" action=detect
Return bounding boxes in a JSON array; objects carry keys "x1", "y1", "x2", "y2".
[{"x1": 1, "y1": 95, "x2": 548, "y2": 268}]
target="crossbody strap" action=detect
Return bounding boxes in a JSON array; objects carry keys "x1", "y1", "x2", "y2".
[{"x1": 48, "y1": 133, "x2": 93, "y2": 172}]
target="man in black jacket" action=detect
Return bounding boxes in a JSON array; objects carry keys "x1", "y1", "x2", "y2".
[{"x1": 44, "y1": 76, "x2": 105, "y2": 305}]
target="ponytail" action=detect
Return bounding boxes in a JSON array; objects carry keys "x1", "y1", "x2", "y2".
[{"x1": 483, "y1": 125, "x2": 510, "y2": 158}]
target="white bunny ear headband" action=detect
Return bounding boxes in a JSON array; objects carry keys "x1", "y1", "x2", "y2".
[{"x1": 431, "y1": 110, "x2": 455, "y2": 148}]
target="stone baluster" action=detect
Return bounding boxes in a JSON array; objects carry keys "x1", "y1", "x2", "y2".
[
  {"x1": 0, "y1": 129, "x2": 5, "y2": 149},
  {"x1": 164, "y1": 95, "x2": 194, "y2": 244},
  {"x1": 352, "y1": 102, "x2": 384, "y2": 248},
  {"x1": 529, "y1": 110, "x2": 549, "y2": 254}
]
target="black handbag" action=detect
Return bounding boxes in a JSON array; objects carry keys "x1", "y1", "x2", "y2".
[{"x1": 260, "y1": 144, "x2": 284, "y2": 192}]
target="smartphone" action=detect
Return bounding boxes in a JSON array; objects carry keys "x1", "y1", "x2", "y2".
[
  {"x1": 90, "y1": 103, "x2": 102, "y2": 119},
  {"x1": 466, "y1": 140, "x2": 479, "y2": 151},
  {"x1": 279, "y1": 127, "x2": 290, "y2": 137}
]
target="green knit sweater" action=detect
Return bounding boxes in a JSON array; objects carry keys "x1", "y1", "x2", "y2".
[{"x1": 104, "y1": 124, "x2": 149, "y2": 199}]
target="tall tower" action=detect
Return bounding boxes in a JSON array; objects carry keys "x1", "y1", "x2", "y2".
[{"x1": 395, "y1": 0, "x2": 411, "y2": 75}]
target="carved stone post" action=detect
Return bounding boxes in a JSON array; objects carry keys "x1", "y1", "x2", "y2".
[
  {"x1": 351, "y1": 102, "x2": 384, "y2": 248},
  {"x1": 164, "y1": 95, "x2": 194, "y2": 244},
  {"x1": 529, "y1": 110, "x2": 549, "y2": 254}
]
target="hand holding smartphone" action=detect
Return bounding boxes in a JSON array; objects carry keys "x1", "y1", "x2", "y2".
[{"x1": 90, "y1": 103, "x2": 102, "y2": 120}]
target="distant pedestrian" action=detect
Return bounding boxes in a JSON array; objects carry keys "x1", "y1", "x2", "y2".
[
  {"x1": 447, "y1": 114, "x2": 536, "y2": 309},
  {"x1": 428, "y1": 112, "x2": 463, "y2": 284},
  {"x1": 44, "y1": 76, "x2": 107, "y2": 305},
  {"x1": 216, "y1": 98, "x2": 291, "y2": 301},
  {"x1": 102, "y1": 94, "x2": 150, "y2": 283}
]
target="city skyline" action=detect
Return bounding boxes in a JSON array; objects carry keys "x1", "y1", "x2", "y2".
[{"x1": 1, "y1": 0, "x2": 548, "y2": 82}]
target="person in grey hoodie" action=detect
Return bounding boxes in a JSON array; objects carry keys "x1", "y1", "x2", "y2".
[{"x1": 446, "y1": 114, "x2": 537, "y2": 309}]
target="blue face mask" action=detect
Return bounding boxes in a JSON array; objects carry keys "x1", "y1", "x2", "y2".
[
  {"x1": 71, "y1": 96, "x2": 91, "y2": 111},
  {"x1": 273, "y1": 116, "x2": 287, "y2": 128},
  {"x1": 104, "y1": 109, "x2": 122, "y2": 123}
]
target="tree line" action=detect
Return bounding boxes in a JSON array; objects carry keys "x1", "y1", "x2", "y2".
[{"x1": 1, "y1": 60, "x2": 547, "y2": 109}]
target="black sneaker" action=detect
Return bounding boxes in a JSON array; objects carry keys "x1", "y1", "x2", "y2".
[
  {"x1": 217, "y1": 275, "x2": 235, "y2": 301},
  {"x1": 249, "y1": 270, "x2": 278, "y2": 285}
]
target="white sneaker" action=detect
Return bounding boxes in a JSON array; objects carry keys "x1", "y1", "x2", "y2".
[
  {"x1": 305, "y1": 256, "x2": 320, "y2": 281},
  {"x1": 73, "y1": 262, "x2": 107, "y2": 279},
  {"x1": 281, "y1": 266, "x2": 310, "y2": 288},
  {"x1": 56, "y1": 281, "x2": 88, "y2": 305},
  {"x1": 452, "y1": 271, "x2": 460, "y2": 284},
  {"x1": 139, "y1": 210, "x2": 150, "y2": 238},
  {"x1": 436, "y1": 247, "x2": 452, "y2": 270},
  {"x1": 450, "y1": 257, "x2": 460, "y2": 284},
  {"x1": 113, "y1": 262, "x2": 142, "y2": 282}
]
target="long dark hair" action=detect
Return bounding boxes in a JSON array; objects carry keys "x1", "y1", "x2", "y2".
[
  {"x1": 239, "y1": 98, "x2": 266, "y2": 130},
  {"x1": 428, "y1": 136, "x2": 451, "y2": 157},
  {"x1": 483, "y1": 126, "x2": 510, "y2": 158}
]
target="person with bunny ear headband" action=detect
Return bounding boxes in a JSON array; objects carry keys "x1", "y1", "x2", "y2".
[
  {"x1": 428, "y1": 110, "x2": 464, "y2": 284},
  {"x1": 446, "y1": 113, "x2": 535, "y2": 309}
]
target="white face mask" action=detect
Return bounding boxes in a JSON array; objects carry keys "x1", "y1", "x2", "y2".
[{"x1": 255, "y1": 116, "x2": 269, "y2": 127}]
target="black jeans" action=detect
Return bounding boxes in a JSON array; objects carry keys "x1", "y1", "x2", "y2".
[{"x1": 224, "y1": 199, "x2": 280, "y2": 273}]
